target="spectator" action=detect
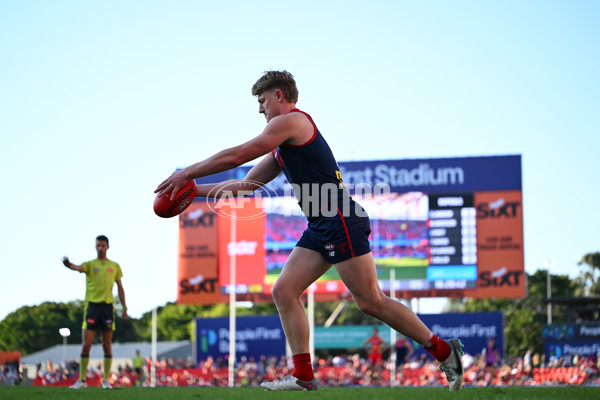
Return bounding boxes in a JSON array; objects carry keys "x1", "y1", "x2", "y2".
[
  {"x1": 31, "y1": 346, "x2": 600, "y2": 388},
  {"x1": 484, "y1": 337, "x2": 501, "y2": 368},
  {"x1": 393, "y1": 334, "x2": 415, "y2": 367},
  {"x1": 132, "y1": 350, "x2": 145, "y2": 386},
  {"x1": 362, "y1": 327, "x2": 390, "y2": 385}
]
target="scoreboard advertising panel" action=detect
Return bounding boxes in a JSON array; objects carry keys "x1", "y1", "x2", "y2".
[{"x1": 178, "y1": 155, "x2": 524, "y2": 303}]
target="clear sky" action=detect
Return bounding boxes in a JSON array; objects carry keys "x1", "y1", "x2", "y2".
[{"x1": 1, "y1": 1, "x2": 598, "y2": 321}]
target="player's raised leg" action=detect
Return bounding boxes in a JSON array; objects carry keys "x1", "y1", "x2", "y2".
[
  {"x1": 260, "y1": 247, "x2": 330, "y2": 391},
  {"x1": 334, "y1": 252, "x2": 464, "y2": 391}
]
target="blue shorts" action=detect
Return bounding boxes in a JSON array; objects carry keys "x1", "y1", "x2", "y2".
[{"x1": 297, "y1": 212, "x2": 372, "y2": 264}]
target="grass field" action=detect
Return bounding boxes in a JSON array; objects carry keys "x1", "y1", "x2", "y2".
[
  {"x1": 265, "y1": 258, "x2": 428, "y2": 284},
  {"x1": 1, "y1": 386, "x2": 599, "y2": 400},
  {"x1": 375, "y1": 257, "x2": 429, "y2": 269}
]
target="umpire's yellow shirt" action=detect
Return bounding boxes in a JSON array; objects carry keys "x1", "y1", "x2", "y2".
[{"x1": 80, "y1": 259, "x2": 123, "y2": 303}]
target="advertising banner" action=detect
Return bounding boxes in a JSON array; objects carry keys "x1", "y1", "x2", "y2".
[
  {"x1": 195, "y1": 315, "x2": 286, "y2": 362},
  {"x1": 544, "y1": 341, "x2": 600, "y2": 358},
  {"x1": 217, "y1": 198, "x2": 267, "y2": 291},
  {"x1": 313, "y1": 312, "x2": 503, "y2": 357},
  {"x1": 466, "y1": 191, "x2": 525, "y2": 298},
  {"x1": 177, "y1": 202, "x2": 228, "y2": 305},
  {"x1": 543, "y1": 323, "x2": 600, "y2": 341},
  {"x1": 417, "y1": 312, "x2": 504, "y2": 357},
  {"x1": 542, "y1": 323, "x2": 600, "y2": 358},
  {"x1": 314, "y1": 325, "x2": 387, "y2": 349}
]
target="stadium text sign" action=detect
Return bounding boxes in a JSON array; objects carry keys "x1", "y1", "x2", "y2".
[{"x1": 195, "y1": 315, "x2": 285, "y2": 363}]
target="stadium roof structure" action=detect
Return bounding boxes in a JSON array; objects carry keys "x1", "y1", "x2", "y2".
[
  {"x1": 542, "y1": 296, "x2": 600, "y2": 305},
  {"x1": 542, "y1": 296, "x2": 600, "y2": 324},
  {"x1": 21, "y1": 340, "x2": 192, "y2": 368}
]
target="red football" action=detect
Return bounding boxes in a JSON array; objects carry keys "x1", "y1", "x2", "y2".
[{"x1": 154, "y1": 179, "x2": 197, "y2": 218}]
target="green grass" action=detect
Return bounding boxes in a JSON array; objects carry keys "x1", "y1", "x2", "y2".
[
  {"x1": 375, "y1": 264, "x2": 427, "y2": 279},
  {"x1": 375, "y1": 257, "x2": 429, "y2": 269},
  {"x1": 265, "y1": 267, "x2": 342, "y2": 284},
  {"x1": 1, "y1": 386, "x2": 599, "y2": 400}
]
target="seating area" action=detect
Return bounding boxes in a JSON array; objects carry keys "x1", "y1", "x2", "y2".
[{"x1": 28, "y1": 351, "x2": 600, "y2": 387}]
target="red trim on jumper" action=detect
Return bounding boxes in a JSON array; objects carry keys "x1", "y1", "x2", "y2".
[
  {"x1": 282, "y1": 108, "x2": 317, "y2": 147},
  {"x1": 271, "y1": 149, "x2": 284, "y2": 168},
  {"x1": 337, "y1": 208, "x2": 356, "y2": 257}
]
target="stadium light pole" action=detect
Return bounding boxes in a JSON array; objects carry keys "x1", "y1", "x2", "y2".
[
  {"x1": 308, "y1": 283, "x2": 315, "y2": 366},
  {"x1": 151, "y1": 307, "x2": 157, "y2": 388},
  {"x1": 389, "y1": 268, "x2": 397, "y2": 387},
  {"x1": 542, "y1": 260, "x2": 555, "y2": 325},
  {"x1": 228, "y1": 207, "x2": 237, "y2": 388},
  {"x1": 59, "y1": 328, "x2": 70, "y2": 364}
]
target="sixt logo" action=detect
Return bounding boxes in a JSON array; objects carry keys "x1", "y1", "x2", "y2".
[
  {"x1": 227, "y1": 240, "x2": 258, "y2": 256},
  {"x1": 479, "y1": 266, "x2": 523, "y2": 287},
  {"x1": 180, "y1": 208, "x2": 216, "y2": 228},
  {"x1": 180, "y1": 274, "x2": 219, "y2": 294},
  {"x1": 477, "y1": 198, "x2": 521, "y2": 219}
]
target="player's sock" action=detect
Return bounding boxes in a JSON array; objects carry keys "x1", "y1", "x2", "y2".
[
  {"x1": 79, "y1": 355, "x2": 89, "y2": 382},
  {"x1": 423, "y1": 334, "x2": 451, "y2": 362},
  {"x1": 292, "y1": 353, "x2": 314, "y2": 381},
  {"x1": 103, "y1": 356, "x2": 112, "y2": 381}
]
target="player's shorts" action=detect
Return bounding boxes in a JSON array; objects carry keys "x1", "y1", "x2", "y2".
[
  {"x1": 297, "y1": 206, "x2": 372, "y2": 265},
  {"x1": 82, "y1": 302, "x2": 115, "y2": 331},
  {"x1": 395, "y1": 349, "x2": 408, "y2": 366},
  {"x1": 369, "y1": 352, "x2": 383, "y2": 364}
]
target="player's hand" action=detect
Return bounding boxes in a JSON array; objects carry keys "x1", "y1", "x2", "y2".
[
  {"x1": 155, "y1": 169, "x2": 188, "y2": 201},
  {"x1": 122, "y1": 310, "x2": 129, "y2": 322},
  {"x1": 61, "y1": 256, "x2": 71, "y2": 268}
]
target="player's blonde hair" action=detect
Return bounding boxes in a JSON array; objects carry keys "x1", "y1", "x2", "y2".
[{"x1": 251, "y1": 70, "x2": 299, "y2": 103}]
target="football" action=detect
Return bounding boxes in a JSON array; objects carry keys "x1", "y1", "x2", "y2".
[{"x1": 154, "y1": 179, "x2": 197, "y2": 218}]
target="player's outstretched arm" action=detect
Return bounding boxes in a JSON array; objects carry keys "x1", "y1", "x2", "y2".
[
  {"x1": 194, "y1": 154, "x2": 282, "y2": 198},
  {"x1": 61, "y1": 256, "x2": 84, "y2": 272},
  {"x1": 155, "y1": 114, "x2": 299, "y2": 200},
  {"x1": 244, "y1": 153, "x2": 282, "y2": 185}
]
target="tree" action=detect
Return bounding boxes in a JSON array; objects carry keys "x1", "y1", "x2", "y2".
[
  {"x1": 575, "y1": 252, "x2": 600, "y2": 296},
  {"x1": 139, "y1": 302, "x2": 280, "y2": 341},
  {"x1": 0, "y1": 301, "x2": 137, "y2": 355},
  {"x1": 0, "y1": 302, "x2": 83, "y2": 355},
  {"x1": 457, "y1": 269, "x2": 578, "y2": 358}
]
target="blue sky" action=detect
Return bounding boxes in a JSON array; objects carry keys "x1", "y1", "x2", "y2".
[{"x1": 1, "y1": 1, "x2": 599, "y2": 321}]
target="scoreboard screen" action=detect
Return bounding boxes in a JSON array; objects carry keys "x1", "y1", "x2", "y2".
[
  {"x1": 183, "y1": 154, "x2": 524, "y2": 302},
  {"x1": 263, "y1": 191, "x2": 480, "y2": 294}
]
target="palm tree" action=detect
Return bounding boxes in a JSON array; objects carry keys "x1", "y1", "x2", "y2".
[{"x1": 575, "y1": 252, "x2": 600, "y2": 296}]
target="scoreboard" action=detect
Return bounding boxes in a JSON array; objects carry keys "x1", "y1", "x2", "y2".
[
  {"x1": 427, "y1": 194, "x2": 478, "y2": 290},
  {"x1": 177, "y1": 155, "x2": 525, "y2": 304}
]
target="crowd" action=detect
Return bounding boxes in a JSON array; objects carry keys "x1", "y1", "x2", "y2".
[
  {"x1": 28, "y1": 349, "x2": 600, "y2": 388},
  {"x1": 0, "y1": 362, "x2": 21, "y2": 386}
]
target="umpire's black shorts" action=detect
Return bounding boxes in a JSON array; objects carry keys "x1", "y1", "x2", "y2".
[{"x1": 82, "y1": 302, "x2": 115, "y2": 331}]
